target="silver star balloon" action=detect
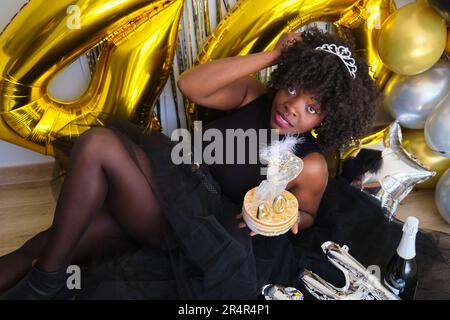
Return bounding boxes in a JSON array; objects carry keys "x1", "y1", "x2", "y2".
[{"x1": 342, "y1": 122, "x2": 436, "y2": 220}]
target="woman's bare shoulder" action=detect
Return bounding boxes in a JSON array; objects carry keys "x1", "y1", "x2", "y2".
[
  {"x1": 235, "y1": 77, "x2": 267, "y2": 109},
  {"x1": 288, "y1": 152, "x2": 328, "y2": 191}
]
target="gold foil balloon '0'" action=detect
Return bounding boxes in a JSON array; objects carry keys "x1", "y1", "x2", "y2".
[
  {"x1": 189, "y1": 0, "x2": 390, "y2": 126},
  {"x1": 336, "y1": 0, "x2": 395, "y2": 89},
  {"x1": 0, "y1": 0, "x2": 183, "y2": 156}
]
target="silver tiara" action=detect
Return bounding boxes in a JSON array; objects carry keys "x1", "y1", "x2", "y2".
[{"x1": 315, "y1": 44, "x2": 357, "y2": 79}]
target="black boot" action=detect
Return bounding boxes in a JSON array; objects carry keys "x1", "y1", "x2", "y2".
[{"x1": 0, "y1": 265, "x2": 72, "y2": 300}]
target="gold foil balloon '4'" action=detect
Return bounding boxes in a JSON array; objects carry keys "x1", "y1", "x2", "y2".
[{"x1": 0, "y1": 0, "x2": 183, "y2": 156}]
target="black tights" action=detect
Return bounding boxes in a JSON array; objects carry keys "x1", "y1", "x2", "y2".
[{"x1": 0, "y1": 127, "x2": 167, "y2": 292}]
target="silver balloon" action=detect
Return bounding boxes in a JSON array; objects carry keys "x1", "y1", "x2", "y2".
[
  {"x1": 425, "y1": 94, "x2": 450, "y2": 158},
  {"x1": 435, "y1": 169, "x2": 450, "y2": 224},
  {"x1": 384, "y1": 60, "x2": 450, "y2": 129},
  {"x1": 360, "y1": 122, "x2": 436, "y2": 220}
]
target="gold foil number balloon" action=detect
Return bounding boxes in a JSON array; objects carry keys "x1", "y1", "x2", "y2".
[
  {"x1": 0, "y1": 0, "x2": 183, "y2": 155},
  {"x1": 197, "y1": 0, "x2": 355, "y2": 62},
  {"x1": 336, "y1": 0, "x2": 396, "y2": 89},
  {"x1": 378, "y1": 0, "x2": 447, "y2": 76}
]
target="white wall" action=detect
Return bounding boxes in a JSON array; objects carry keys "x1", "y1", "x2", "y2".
[
  {"x1": 395, "y1": 0, "x2": 415, "y2": 8},
  {"x1": 0, "y1": 0, "x2": 55, "y2": 167},
  {"x1": 0, "y1": 140, "x2": 53, "y2": 167}
]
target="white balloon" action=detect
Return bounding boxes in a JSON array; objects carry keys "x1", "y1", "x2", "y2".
[
  {"x1": 435, "y1": 169, "x2": 450, "y2": 224},
  {"x1": 425, "y1": 94, "x2": 450, "y2": 158}
]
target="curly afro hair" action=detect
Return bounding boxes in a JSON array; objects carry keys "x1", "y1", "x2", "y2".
[{"x1": 267, "y1": 27, "x2": 381, "y2": 151}]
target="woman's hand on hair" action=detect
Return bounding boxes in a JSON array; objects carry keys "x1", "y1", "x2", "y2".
[{"x1": 273, "y1": 32, "x2": 302, "y2": 57}]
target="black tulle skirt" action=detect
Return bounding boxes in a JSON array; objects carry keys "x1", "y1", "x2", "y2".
[{"x1": 53, "y1": 118, "x2": 450, "y2": 300}]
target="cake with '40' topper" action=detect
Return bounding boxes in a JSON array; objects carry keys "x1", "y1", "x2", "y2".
[{"x1": 242, "y1": 135, "x2": 304, "y2": 237}]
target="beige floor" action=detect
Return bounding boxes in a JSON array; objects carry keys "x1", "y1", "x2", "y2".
[
  {"x1": 0, "y1": 181, "x2": 59, "y2": 256},
  {"x1": 396, "y1": 189, "x2": 450, "y2": 235},
  {"x1": 0, "y1": 180, "x2": 449, "y2": 257}
]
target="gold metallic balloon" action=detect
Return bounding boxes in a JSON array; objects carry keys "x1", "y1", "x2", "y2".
[
  {"x1": 0, "y1": 0, "x2": 183, "y2": 156},
  {"x1": 340, "y1": 124, "x2": 388, "y2": 160},
  {"x1": 336, "y1": 0, "x2": 395, "y2": 89},
  {"x1": 189, "y1": 0, "x2": 359, "y2": 127},
  {"x1": 446, "y1": 28, "x2": 450, "y2": 57},
  {"x1": 378, "y1": 0, "x2": 447, "y2": 76},
  {"x1": 403, "y1": 129, "x2": 450, "y2": 189},
  {"x1": 198, "y1": 0, "x2": 357, "y2": 61},
  {"x1": 149, "y1": 114, "x2": 162, "y2": 132}
]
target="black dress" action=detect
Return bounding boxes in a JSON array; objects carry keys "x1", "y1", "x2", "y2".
[{"x1": 54, "y1": 95, "x2": 450, "y2": 300}]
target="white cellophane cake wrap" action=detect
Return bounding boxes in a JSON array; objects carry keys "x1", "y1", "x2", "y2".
[
  {"x1": 255, "y1": 135, "x2": 304, "y2": 204},
  {"x1": 243, "y1": 135, "x2": 304, "y2": 236}
]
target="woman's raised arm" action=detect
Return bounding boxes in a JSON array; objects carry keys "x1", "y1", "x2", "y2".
[{"x1": 177, "y1": 32, "x2": 302, "y2": 111}]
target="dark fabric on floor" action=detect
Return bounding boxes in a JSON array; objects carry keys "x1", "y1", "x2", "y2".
[
  {"x1": 72, "y1": 175, "x2": 450, "y2": 300},
  {"x1": 53, "y1": 117, "x2": 450, "y2": 300}
]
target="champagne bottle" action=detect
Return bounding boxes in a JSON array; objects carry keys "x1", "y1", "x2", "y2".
[{"x1": 383, "y1": 216, "x2": 419, "y2": 300}]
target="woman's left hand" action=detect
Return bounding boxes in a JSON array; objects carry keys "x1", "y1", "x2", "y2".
[
  {"x1": 273, "y1": 32, "x2": 302, "y2": 57},
  {"x1": 237, "y1": 212, "x2": 300, "y2": 236},
  {"x1": 290, "y1": 222, "x2": 299, "y2": 235},
  {"x1": 236, "y1": 212, "x2": 257, "y2": 236}
]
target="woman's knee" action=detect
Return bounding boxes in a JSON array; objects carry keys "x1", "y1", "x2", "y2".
[
  {"x1": 132, "y1": 217, "x2": 167, "y2": 247},
  {"x1": 72, "y1": 127, "x2": 122, "y2": 160}
]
